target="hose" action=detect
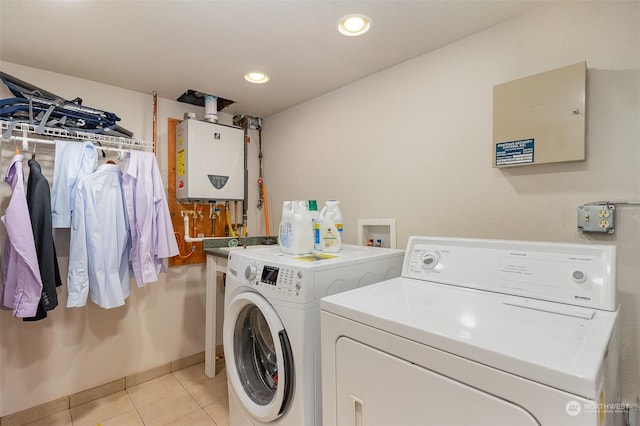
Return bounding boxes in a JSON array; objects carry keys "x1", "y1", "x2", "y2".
[
  {"x1": 263, "y1": 184, "x2": 270, "y2": 236},
  {"x1": 226, "y1": 202, "x2": 238, "y2": 237},
  {"x1": 173, "y1": 231, "x2": 195, "y2": 259}
]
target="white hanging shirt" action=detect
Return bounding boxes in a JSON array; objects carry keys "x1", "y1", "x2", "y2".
[{"x1": 67, "y1": 164, "x2": 131, "y2": 309}]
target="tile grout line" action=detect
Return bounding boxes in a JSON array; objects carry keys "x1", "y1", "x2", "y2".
[
  {"x1": 171, "y1": 369, "x2": 218, "y2": 424},
  {"x1": 123, "y1": 388, "x2": 147, "y2": 426}
]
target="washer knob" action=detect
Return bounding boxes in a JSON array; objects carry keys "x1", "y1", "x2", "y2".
[
  {"x1": 245, "y1": 264, "x2": 258, "y2": 281},
  {"x1": 571, "y1": 270, "x2": 587, "y2": 283},
  {"x1": 421, "y1": 252, "x2": 439, "y2": 270}
]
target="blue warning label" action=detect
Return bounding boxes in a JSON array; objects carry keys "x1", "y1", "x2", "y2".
[{"x1": 496, "y1": 139, "x2": 534, "y2": 166}]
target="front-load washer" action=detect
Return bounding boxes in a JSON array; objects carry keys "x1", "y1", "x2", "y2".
[
  {"x1": 322, "y1": 236, "x2": 621, "y2": 426},
  {"x1": 223, "y1": 244, "x2": 404, "y2": 426}
]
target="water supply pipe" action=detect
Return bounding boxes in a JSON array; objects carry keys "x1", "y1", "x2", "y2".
[{"x1": 183, "y1": 214, "x2": 205, "y2": 243}]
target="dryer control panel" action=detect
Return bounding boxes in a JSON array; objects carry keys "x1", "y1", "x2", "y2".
[{"x1": 402, "y1": 236, "x2": 617, "y2": 311}]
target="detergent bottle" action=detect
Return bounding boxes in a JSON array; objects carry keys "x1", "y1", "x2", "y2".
[
  {"x1": 278, "y1": 201, "x2": 294, "y2": 253},
  {"x1": 320, "y1": 200, "x2": 343, "y2": 250},
  {"x1": 320, "y1": 211, "x2": 342, "y2": 253},
  {"x1": 279, "y1": 200, "x2": 314, "y2": 255},
  {"x1": 293, "y1": 200, "x2": 314, "y2": 254},
  {"x1": 308, "y1": 200, "x2": 321, "y2": 251}
]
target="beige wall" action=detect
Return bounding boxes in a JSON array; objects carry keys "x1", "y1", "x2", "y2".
[
  {"x1": 262, "y1": 2, "x2": 640, "y2": 406},
  {"x1": 0, "y1": 62, "x2": 263, "y2": 416},
  {"x1": 0, "y1": 0, "x2": 638, "y2": 417}
]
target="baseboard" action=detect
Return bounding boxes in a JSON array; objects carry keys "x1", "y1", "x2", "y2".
[{"x1": 0, "y1": 351, "x2": 207, "y2": 426}]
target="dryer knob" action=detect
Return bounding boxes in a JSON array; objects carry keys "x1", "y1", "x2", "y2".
[
  {"x1": 245, "y1": 264, "x2": 258, "y2": 281},
  {"x1": 421, "y1": 253, "x2": 439, "y2": 270},
  {"x1": 571, "y1": 270, "x2": 587, "y2": 283}
]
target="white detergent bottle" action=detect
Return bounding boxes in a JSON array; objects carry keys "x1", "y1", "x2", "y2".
[
  {"x1": 280, "y1": 200, "x2": 313, "y2": 255},
  {"x1": 320, "y1": 200, "x2": 343, "y2": 249},
  {"x1": 321, "y1": 211, "x2": 342, "y2": 253},
  {"x1": 278, "y1": 201, "x2": 294, "y2": 253},
  {"x1": 292, "y1": 200, "x2": 314, "y2": 255}
]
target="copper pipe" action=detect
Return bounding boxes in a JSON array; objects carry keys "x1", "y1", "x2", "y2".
[{"x1": 152, "y1": 91, "x2": 157, "y2": 154}]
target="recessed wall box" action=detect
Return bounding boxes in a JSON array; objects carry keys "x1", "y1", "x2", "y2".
[
  {"x1": 493, "y1": 62, "x2": 586, "y2": 168},
  {"x1": 176, "y1": 119, "x2": 245, "y2": 202},
  {"x1": 357, "y1": 218, "x2": 397, "y2": 248}
]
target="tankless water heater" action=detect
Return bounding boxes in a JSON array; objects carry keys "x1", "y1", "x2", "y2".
[{"x1": 176, "y1": 119, "x2": 245, "y2": 202}]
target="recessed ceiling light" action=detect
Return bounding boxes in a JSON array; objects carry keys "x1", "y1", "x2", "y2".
[
  {"x1": 244, "y1": 71, "x2": 270, "y2": 84},
  {"x1": 337, "y1": 14, "x2": 371, "y2": 37}
]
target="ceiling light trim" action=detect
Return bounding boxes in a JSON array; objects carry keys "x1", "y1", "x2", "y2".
[
  {"x1": 337, "y1": 14, "x2": 371, "y2": 37},
  {"x1": 244, "y1": 71, "x2": 270, "y2": 84}
]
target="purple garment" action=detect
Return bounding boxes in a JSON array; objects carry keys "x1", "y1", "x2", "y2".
[
  {"x1": 123, "y1": 151, "x2": 178, "y2": 287},
  {"x1": 1, "y1": 154, "x2": 43, "y2": 317}
]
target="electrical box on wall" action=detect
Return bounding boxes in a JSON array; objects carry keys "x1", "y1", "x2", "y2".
[
  {"x1": 176, "y1": 119, "x2": 245, "y2": 202},
  {"x1": 577, "y1": 204, "x2": 615, "y2": 234},
  {"x1": 493, "y1": 61, "x2": 586, "y2": 168}
]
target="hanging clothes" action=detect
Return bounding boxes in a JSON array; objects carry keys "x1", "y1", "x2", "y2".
[
  {"x1": 67, "y1": 163, "x2": 131, "y2": 309},
  {"x1": 122, "y1": 151, "x2": 178, "y2": 287},
  {"x1": 50, "y1": 140, "x2": 97, "y2": 228},
  {"x1": 0, "y1": 154, "x2": 43, "y2": 317},
  {"x1": 23, "y1": 158, "x2": 62, "y2": 321}
]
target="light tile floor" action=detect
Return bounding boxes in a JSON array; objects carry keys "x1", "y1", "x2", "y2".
[{"x1": 24, "y1": 363, "x2": 228, "y2": 426}]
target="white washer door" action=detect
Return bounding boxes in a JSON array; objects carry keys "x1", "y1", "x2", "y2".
[{"x1": 224, "y1": 291, "x2": 294, "y2": 423}]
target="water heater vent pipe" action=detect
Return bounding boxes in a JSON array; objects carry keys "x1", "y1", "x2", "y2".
[{"x1": 204, "y1": 95, "x2": 218, "y2": 123}]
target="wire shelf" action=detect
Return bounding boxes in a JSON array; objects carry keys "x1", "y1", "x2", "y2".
[{"x1": 0, "y1": 120, "x2": 154, "y2": 151}]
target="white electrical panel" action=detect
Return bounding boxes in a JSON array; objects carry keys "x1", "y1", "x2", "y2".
[{"x1": 176, "y1": 119, "x2": 245, "y2": 202}]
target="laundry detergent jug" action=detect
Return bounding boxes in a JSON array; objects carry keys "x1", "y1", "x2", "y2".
[
  {"x1": 279, "y1": 200, "x2": 314, "y2": 255},
  {"x1": 320, "y1": 211, "x2": 342, "y2": 253},
  {"x1": 320, "y1": 200, "x2": 343, "y2": 250}
]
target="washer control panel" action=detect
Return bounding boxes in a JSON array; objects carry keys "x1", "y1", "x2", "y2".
[{"x1": 235, "y1": 259, "x2": 307, "y2": 301}]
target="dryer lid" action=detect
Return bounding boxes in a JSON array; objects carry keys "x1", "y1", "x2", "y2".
[{"x1": 321, "y1": 277, "x2": 618, "y2": 400}]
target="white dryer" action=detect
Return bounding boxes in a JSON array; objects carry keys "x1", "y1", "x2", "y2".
[
  {"x1": 321, "y1": 236, "x2": 621, "y2": 426},
  {"x1": 223, "y1": 245, "x2": 404, "y2": 426}
]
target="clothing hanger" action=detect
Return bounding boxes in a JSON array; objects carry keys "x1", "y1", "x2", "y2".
[
  {"x1": 105, "y1": 148, "x2": 125, "y2": 165},
  {"x1": 95, "y1": 141, "x2": 107, "y2": 158}
]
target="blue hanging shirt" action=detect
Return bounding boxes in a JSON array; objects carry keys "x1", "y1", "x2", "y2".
[
  {"x1": 67, "y1": 163, "x2": 131, "y2": 309},
  {"x1": 51, "y1": 140, "x2": 98, "y2": 228}
]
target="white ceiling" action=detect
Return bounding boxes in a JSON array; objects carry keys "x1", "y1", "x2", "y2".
[{"x1": 0, "y1": 0, "x2": 543, "y2": 118}]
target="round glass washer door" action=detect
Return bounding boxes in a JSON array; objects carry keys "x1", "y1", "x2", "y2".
[{"x1": 223, "y1": 291, "x2": 294, "y2": 422}]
